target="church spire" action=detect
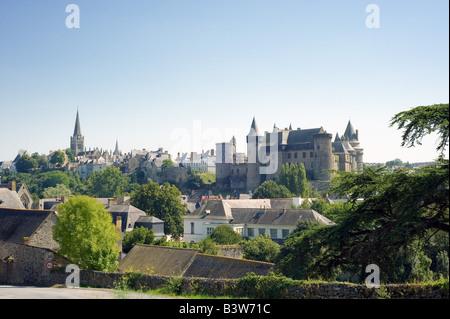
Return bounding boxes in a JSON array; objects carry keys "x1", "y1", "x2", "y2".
[
  {"x1": 73, "y1": 109, "x2": 82, "y2": 137},
  {"x1": 113, "y1": 138, "x2": 120, "y2": 155}
]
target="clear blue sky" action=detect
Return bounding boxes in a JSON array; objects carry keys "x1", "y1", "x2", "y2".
[{"x1": 0, "y1": 0, "x2": 448, "y2": 163}]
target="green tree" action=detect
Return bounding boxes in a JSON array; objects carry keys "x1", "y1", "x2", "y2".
[
  {"x1": 276, "y1": 104, "x2": 449, "y2": 282},
  {"x1": 52, "y1": 195, "x2": 120, "y2": 271},
  {"x1": 208, "y1": 224, "x2": 242, "y2": 245},
  {"x1": 240, "y1": 235, "x2": 280, "y2": 263},
  {"x1": 185, "y1": 168, "x2": 204, "y2": 190},
  {"x1": 31, "y1": 152, "x2": 48, "y2": 169},
  {"x1": 65, "y1": 148, "x2": 75, "y2": 162},
  {"x1": 87, "y1": 166, "x2": 127, "y2": 198},
  {"x1": 15, "y1": 154, "x2": 38, "y2": 173},
  {"x1": 278, "y1": 163, "x2": 309, "y2": 197},
  {"x1": 252, "y1": 180, "x2": 292, "y2": 199},
  {"x1": 198, "y1": 237, "x2": 219, "y2": 255},
  {"x1": 42, "y1": 183, "x2": 72, "y2": 198},
  {"x1": 385, "y1": 158, "x2": 403, "y2": 167},
  {"x1": 131, "y1": 181, "x2": 187, "y2": 238},
  {"x1": 122, "y1": 227, "x2": 155, "y2": 253},
  {"x1": 42, "y1": 171, "x2": 71, "y2": 189},
  {"x1": 162, "y1": 159, "x2": 175, "y2": 170},
  {"x1": 50, "y1": 150, "x2": 66, "y2": 168},
  {"x1": 390, "y1": 103, "x2": 449, "y2": 154}
]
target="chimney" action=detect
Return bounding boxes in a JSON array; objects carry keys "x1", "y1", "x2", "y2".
[
  {"x1": 108, "y1": 198, "x2": 118, "y2": 207},
  {"x1": 23, "y1": 237, "x2": 30, "y2": 245},
  {"x1": 115, "y1": 216, "x2": 122, "y2": 254},
  {"x1": 211, "y1": 149, "x2": 215, "y2": 156},
  {"x1": 9, "y1": 181, "x2": 16, "y2": 192}
]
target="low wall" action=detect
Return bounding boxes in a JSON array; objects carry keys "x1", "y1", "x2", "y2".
[
  {"x1": 41, "y1": 268, "x2": 449, "y2": 299},
  {"x1": 1, "y1": 243, "x2": 447, "y2": 299}
]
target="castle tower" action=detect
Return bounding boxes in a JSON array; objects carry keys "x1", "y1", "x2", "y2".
[
  {"x1": 70, "y1": 110, "x2": 85, "y2": 156},
  {"x1": 343, "y1": 120, "x2": 364, "y2": 171},
  {"x1": 313, "y1": 130, "x2": 334, "y2": 180},
  {"x1": 246, "y1": 117, "x2": 262, "y2": 191}
]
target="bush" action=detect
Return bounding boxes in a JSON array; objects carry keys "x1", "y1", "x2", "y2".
[
  {"x1": 122, "y1": 227, "x2": 155, "y2": 253},
  {"x1": 208, "y1": 225, "x2": 242, "y2": 245},
  {"x1": 240, "y1": 235, "x2": 280, "y2": 263},
  {"x1": 234, "y1": 272, "x2": 300, "y2": 299}
]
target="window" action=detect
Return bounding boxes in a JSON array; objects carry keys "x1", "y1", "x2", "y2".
[
  {"x1": 248, "y1": 228, "x2": 254, "y2": 237},
  {"x1": 258, "y1": 228, "x2": 266, "y2": 236},
  {"x1": 310, "y1": 152, "x2": 313, "y2": 158},
  {"x1": 282, "y1": 229, "x2": 290, "y2": 238},
  {"x1": 303, "y1": 152, "x2": 306, "y2": 158},
  {"x1": 288, "y1": 153, "x2": 291, "y2": 159},
  {"x1": 294, "y1": 153, "x2": 298, "y2": 159},
  {"x1": 270, "y1": 229, "x2": 278, "y2": 238},
  {"x1": 190, "y1": 222, "x2": 194, "y2": 234},
  {"x1": 207, "y1": 227, "x2": 214, "y2": 235}
]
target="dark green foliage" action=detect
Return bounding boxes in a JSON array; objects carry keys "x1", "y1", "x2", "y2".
[
  {"x1": 15, "y1": 154, "x2": 38, "y2": 173},
  {"x1": 276, "y1": 102, "x2": 450, "y2": 283},
  {"x1": 390, "y1": 103, "x2": 449, "y2": 154},
  {"x1": 252, "y1": 180, "x2": 292, "y2": 199},
  {"x1": 234, "y1": 272, "x2": 300, "y2": 299},
  {"x1": 240, "y1": 235, "x2": 280, "y2": 263},
  {"x1": 131, "y1": 181, "x2": 187, "y2": 238},
  {"x1": 122, "y1": 227, "x2": 155, "y2": 253},
  {"x1": 278, "y1": 163, "x2": 309, "y2": 197},
  {"x1": 87, "y1": 166, "x2": 127, "y2": 198}
]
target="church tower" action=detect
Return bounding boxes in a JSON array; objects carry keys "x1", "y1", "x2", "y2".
[{"x1": 70, "y1": 110, "x2": 85, "y2": 156}]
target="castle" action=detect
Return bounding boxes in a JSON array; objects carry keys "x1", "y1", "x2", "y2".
[{"x1": 215, "y1": 117, "x2": 364, "y2": 192}]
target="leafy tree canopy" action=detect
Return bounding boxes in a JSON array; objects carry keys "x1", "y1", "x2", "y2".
[
  {"x1": 130, "y1": 181, "x2": 187, "y2": 238},
  {"x1": 276, "y1": 103, "x2": 449, "y2": 282},
  {"x1": 278, "y1": 163, "x2": 309, "y2": 197},
  {"x1": 52, "y1": 195, "x2": 120, "y2": 271},
  {"x1": 252, "y1": 180, "x2": 293, "y2": 199},
  {"x1": 208, "y1": 224, "x2": 242, "y2": 245},
  {"x1": 390, "y1": 103, "x2": 449, "y2": 154},
  {"x1": 87, "y1": 166, "x2": 127, "y2": 198},
  {"x1": 240, "y1": 234, "x2": 280, "y2": 263},
  {"x1": 122, "y1": 227, "x2": 155, "y2": 253},
  {"x1": 15, "y1": 154, "x2": 37, "y2": 173}
]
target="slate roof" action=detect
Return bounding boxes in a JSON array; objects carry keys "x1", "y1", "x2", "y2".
[
  {"x1": 286, "y1": 128, "x2": 324, "y2": 145},
  {"x1": 118, "y1": 244, "x2": 200, "y2": 276},
  {"x1": 187, "y1": 199, "x2": 272, "y2": 220},
  {"x1": 230, "y1": 208, "x2": 335, "y2": 226},
  {"x1": 118, "y1": 244, "x2": 274, "y2": 279},
  {"x1": 183, "y1": 253, "x2": 274, "y2": 279},
  {"x1": 107, "y1": 204, "x2": 146, "y2": 232},
  {"x1": 0, "y1": 189, "x2": 25, "y2": 209},
  {"x1": 0, "y1": 208, "x2": 54, "y2": 244}
]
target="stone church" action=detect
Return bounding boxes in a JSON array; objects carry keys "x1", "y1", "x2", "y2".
[
  {"x1": 69, "y1": 110, "x2": 123, "y2": 162},
  {"x1": 215, "y1": 117, "x2": 364, "y2": 192}
]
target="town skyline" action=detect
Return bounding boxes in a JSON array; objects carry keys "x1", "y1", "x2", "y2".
[{"x1": 0, "y1": 1, "x2": 448, "y2": 163}]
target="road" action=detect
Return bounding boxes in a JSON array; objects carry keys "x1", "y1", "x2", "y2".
[{"x1": 0, "y1": 285, "x2": 177, "y2": 299}]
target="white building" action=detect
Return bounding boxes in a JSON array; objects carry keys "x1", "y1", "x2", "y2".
[
  {"x1": 175, "y1": 149, "x2": 216, "y2": 173},
  {"x1": 183, "y1": 198, "x2": 334, "y2": 243}
]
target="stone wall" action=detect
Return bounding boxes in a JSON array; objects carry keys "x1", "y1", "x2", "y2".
[{"x1": 1, "y1": 245, "x2": 447, "y2": 299}]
